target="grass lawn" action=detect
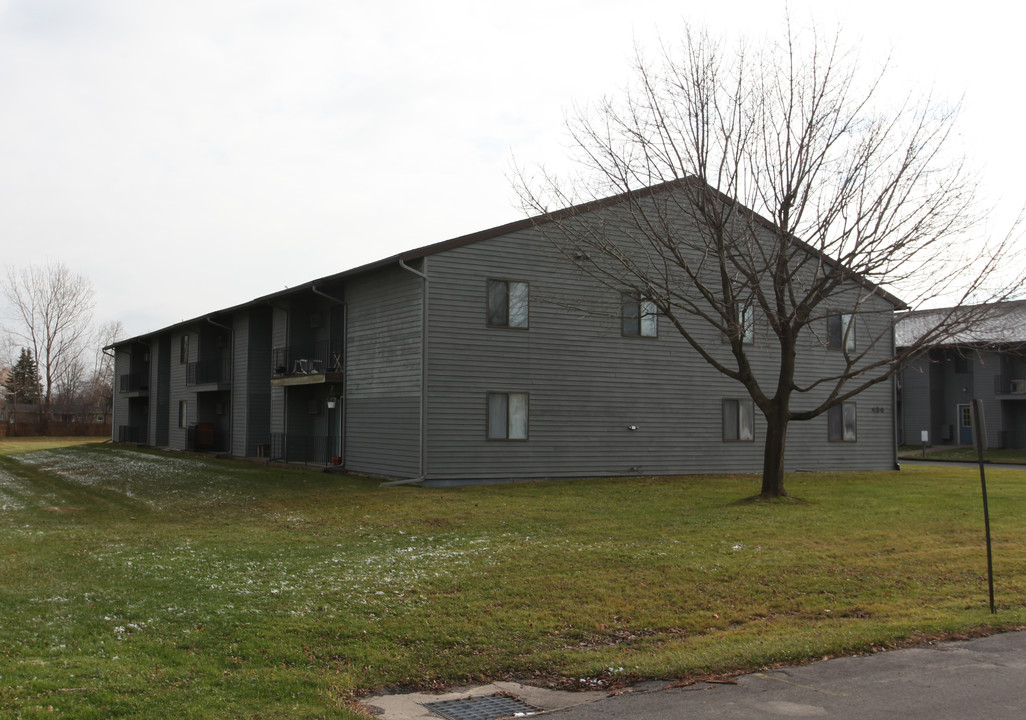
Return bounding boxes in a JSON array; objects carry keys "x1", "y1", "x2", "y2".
[
  {"x1": 899, "y1": 446, "x2": 1026, "y2": 464},
  {"x1": 1, "y1": 443, "x2": 1025, "y2": 719},
  {"x1": 0, "y1": 436, "x2": 104, "y2": 456}
]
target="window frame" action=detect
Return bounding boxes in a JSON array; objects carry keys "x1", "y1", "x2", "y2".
[
  {"x1": 621, "y1": 292, "x2": 658, "y2": 338},
  {"x1": 486, "y1": 279, "x2": 530, "y2": 329},
  {"x1": 959, "y1": 404, "x2": 972, "y2": 429},
  {"x1": 827, "y1": 402, "x2": 858, "y2": 442},
  {"x1": 178, "y1": 400, "x2": 188, "y2": 429},
  {"x1": 827, "y1": 313, "x2": 855, "y2": 352},
  {"x1": 486, "y1": 391, "x2": 530, "y2": 441},
  {"x1": 722, "y1": 397, "x2": 755, "y2": 442}
]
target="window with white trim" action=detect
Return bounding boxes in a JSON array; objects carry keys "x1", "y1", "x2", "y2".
[
  {"x1": 828, "y1": 402, "x2": 857, "y2": 442},
  {"x1": 723, "y1": 398, "x2": 755, "y2": 441},
  {"x1": 622, "y1": 293, "x2": 657, "y2": 337},
  {"x1": 487, "y1": 280, "x2": 529, "y2": 328},
  {"x1": 178, "y1": 400, "x2": 188, "y2": 429},
  {"x1": 487, "y1": 392, "x2": 529, "y2": 440}
]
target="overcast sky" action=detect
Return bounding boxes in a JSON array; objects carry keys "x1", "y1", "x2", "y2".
[{"x1": 1, "y1": 0, "x2": 1022, "y2": 339}]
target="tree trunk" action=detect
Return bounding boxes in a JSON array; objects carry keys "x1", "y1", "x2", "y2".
[{"x1": 760, "y1": 406, "x2": 788, "y2": 498}]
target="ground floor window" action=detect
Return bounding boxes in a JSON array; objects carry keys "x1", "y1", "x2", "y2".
[
  {"x1": 178, "y1": 400, "x2": 188, "y2": 429},
  {"x1": 828, "y1": 402, "x2": 857, "y2": 442},
  {"x1": 723, "y1": 398, "x2": 754, "y2": 441},
  {"x1": 487, "y1": 392, "x2": 529, "y2": 440}
]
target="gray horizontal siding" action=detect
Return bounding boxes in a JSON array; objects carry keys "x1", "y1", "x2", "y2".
[
  {"x1": 423, "y1": 225, "x2": 897, "y2": 480},
  {"x1": 343, "y1": 264, "x2": 423, "y2": 477},
  {"x1": 112, "y1": 349, "x2": 131, "y2": 439},
  {"x1": 346, "y1": 265, "x2": 422, "y2": 399},
  {"x1": 345, "y1": 397, "x2": 420, "y2": 477}
]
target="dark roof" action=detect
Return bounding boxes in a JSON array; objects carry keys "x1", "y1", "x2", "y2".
[
  {"x1": 109, "y1": 178, "x2": 905, "y2": 349},
  {"x1": 895, "y1": 299, "x2": 1026, "y2": 347}
]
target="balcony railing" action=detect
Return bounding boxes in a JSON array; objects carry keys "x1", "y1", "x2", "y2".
[
  {"x1": 186, "y1": 357, "x2": 231, "y2": 386},
  {"x1": 271, "y1": 341, "x2": 342, "y2": 378},
  {"x1": 119, "y1": 372, "x2": 149, "y2": 393},
  {"x1": 270, "y1": 433, "x2": 339, "y2": 465},
  {"x1": 994, "y1": 375, "x2": 1026, "y2": 395}
]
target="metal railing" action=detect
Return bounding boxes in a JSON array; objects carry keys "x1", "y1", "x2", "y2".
[
  {"x1": 270, "y1": 433, "x2": 339, "y2": 465},
  {"x1": 994, "y1": 375, "x2": 1026, "y2": 395},
  {"x1": 271, "y1": 341, "x2": 342, "y2": 378},
  {"x1": 186, "y1": 357, "x2": 231, "y2": 386},
  {"x1": 119, "y1": 372, "x2": 149, "y2": 393}
]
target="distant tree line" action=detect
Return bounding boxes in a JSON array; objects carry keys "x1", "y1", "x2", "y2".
[{"x1": 1, "y1": 261, "x2": 123, "y2": 435}]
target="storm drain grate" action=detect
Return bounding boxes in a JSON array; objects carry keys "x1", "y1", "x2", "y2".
[{"x1": 421, "y1": 693, "x2": 540, "y2": 720}]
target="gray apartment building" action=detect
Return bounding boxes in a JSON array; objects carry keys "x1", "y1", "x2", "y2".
[
  {"x1": 897, "y1": 301, "x2": 1026, "y2": 449},
  {"x1": 110, "y1": 181, "x2": 901, "y2": 483}
]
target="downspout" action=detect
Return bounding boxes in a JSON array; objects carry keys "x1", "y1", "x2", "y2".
[
  {"x1": 892, "y1": 319, "x2": 900, "y2": 471},
  {"x1": 207, "y1": 317, "x2": 234, "y2": 456},
  {"x1": 398, "y1": 257, "x2": 429, "y2": 484},
  {"x1": 102, "y1": 345, "x2": 118, "y2": 442},
  {"x1": 311, "y1": 285, "x2": 345, "y2": 464}
]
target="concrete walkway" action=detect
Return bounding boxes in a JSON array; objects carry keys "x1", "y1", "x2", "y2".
[{"x1": 363, "y1": 631, "x2": 1026, "y2": 720}]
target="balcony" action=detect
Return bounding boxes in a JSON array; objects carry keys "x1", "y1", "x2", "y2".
[
  {"x1": 119, "y1": 372, "x2": 149, "y2": 395},
  {"x1": 994, "y1": 375, "x2": 1026, "y2": 399},
  {"x1": 186, "y1": 357, "x2": 231, "y2": 389},
  {"x1": 270, "y1": 341, "x2": 343, "y2": 387},
  {"x1": 270, "y1": 433, "x2": 339, "y2": 465}
]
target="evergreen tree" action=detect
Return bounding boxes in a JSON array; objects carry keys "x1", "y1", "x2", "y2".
[{"x1": 3, "y1": 348, "x2": 41, "y2": 405}]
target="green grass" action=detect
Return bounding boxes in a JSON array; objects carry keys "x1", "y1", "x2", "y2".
[
  {"x1": 2, "y1": 443, "x2": 1025, "y2": 718},
  {"x1": 0, "y1": 436, "x2": 103, "y2": 456},
  {"x1": 898, "y1": 445, "x2": 1026, "y2": 464}
]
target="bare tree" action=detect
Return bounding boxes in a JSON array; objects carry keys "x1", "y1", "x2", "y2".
[
  {"x1": 518, "y1": 23, "x2": 1024, "y2": 497},
  {"x1": 87, "y1": 319, "x2": 124, "y2": 417},
  {"x1": 2, "y1": 261, "x2": 96, "y2": 433}
]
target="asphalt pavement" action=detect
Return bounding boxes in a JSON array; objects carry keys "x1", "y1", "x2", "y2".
[
  {"x1": 544, "y1": 631, "x2": 1026, "y2": 720},
  {"x1": 364, "y1": 631, "x2": 1026, "y2": 720}
]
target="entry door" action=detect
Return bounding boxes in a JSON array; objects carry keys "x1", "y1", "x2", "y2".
[{"x1": 957, "y1": 404, "x2": 973, "y2": 445}]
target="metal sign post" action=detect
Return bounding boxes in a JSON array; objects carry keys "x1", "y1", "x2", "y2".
[{"x1": 971, "y1": 398, "x2": 996, "y2": 614}]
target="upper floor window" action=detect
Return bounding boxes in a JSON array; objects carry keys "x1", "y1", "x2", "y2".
[
  {"x1": 180, "y1": 334, "x2": 190, "y2": 364},
  {"x1": 488, "y1": 280, "x2": 529, "y2": 328},
  {"x1": 622, "y1": 293, "x2": 657, "y2": 337},
  {"x1": 827, "y1": 402, "x2": 857, "y2": 442},
  {"x1": 725, "y1": 303, "x2": 755, "y2": 344},
  {"x1": 827, "y1": 313, "x2": 855, "y2": 352}
]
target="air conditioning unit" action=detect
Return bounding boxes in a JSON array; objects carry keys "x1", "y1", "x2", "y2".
[{"x1": 1011, "y1": 379, "x2": 1026, "y2": 393}]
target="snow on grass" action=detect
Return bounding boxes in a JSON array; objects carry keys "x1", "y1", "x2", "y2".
[
  {"x1": 10, "y1": 448, "x2": 241, "y2": 509},
  {"x1": 95, "y1": 530, "x2": 505, "y2": 620},
  {"x1": 0, "y1": 465, "x2": 28, "y2": 510}
]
